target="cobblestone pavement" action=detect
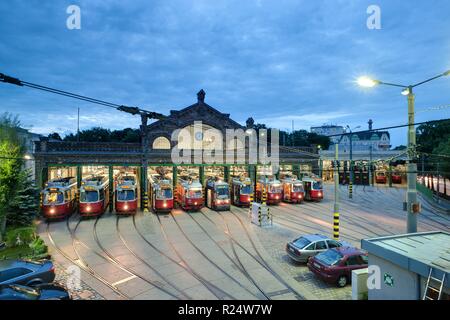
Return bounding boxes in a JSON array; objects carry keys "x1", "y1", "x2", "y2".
[{"x1": 52, "y1": 260, "x2": 104, "y2": 300}]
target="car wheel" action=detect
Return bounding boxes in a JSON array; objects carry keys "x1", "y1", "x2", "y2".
[{"x1": 337, "y1": 275, "x2": 347, "y2": 288}]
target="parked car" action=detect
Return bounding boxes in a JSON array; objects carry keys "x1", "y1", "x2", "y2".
[
  {"x1": 307, "y1": 247, "x2": 368, "y2": 287},
  {"x1": 375, "y1": 172, "x2": 387, "y2": 184},
  {"x1": 286, "y1": 234, "x2": 351, "y2": 263},
  {"x1": 392, "y1": 172, "x2": 402, "y2": 184},
  {"x1": 0, "y1": 259, "x2": 55, "y2": 286},
  {"x1": 0, "y1": 284, "x2": 70, "y2": 300}
]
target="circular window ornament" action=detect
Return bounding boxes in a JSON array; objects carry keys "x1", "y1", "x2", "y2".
[{"x1": 195, "y1": 132, "x2": 204, "y2": 141}]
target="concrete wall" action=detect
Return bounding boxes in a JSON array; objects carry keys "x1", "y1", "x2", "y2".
[{"x1": 368, "y1": 255, "x2": 419, "y2": 300}]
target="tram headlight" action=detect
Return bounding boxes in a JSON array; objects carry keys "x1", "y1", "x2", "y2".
[
  {"x1": 124, "y1": 204, "x2": 129, "y2": 210},
  {"x1": 163, "y1": 202, "x2": 167, "y2": 208},
  {"x1": 86, "y1": 206, "x2": 91, "y2": 212},
  {"x1": 49, "y1": 208, "x2": 55, "y2": 214}
]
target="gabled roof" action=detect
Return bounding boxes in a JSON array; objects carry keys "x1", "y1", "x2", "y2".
[{"x1": 147, "y1": 89, "x2": 244, "y2": 130}]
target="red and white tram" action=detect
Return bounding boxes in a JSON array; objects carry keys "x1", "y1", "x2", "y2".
[
  {"x1": 115, "y1": 175, "x2": 138, "y2": 215},
  {"x1": 205, "y1": 178, "x2": 230, "y2": 211},
  {"x1": 302, "y1": 176, "x2": 323, "y2": 201},
  {"x1": 149, "y1": 176, "x2": 174, "y2": 213},
  {"x1": 281, "y1": 175, "x2": 305, "y2": 204},
  {"x1": 41, "y1": 177, "x2": 77, "y2": 220},
  {"x1": 176, "y1": 178, "x2": 204, "y2": 211},
  {"x1": 79, "y1": 176, "x2": 110, "y2": 217},
  {"x1": 231, "y1": 177, "x2": 252, "y2": 207},
  {"x1": 256, "y1": 177, "x2": 282, "y2": 205}
]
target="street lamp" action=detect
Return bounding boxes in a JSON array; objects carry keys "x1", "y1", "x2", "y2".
[
  {"x1": 357, "y1": 70, "x2": 450, "y2": 233},
  {"x1": 345, "y1": 125, "x2": 360, "y2": 199}
]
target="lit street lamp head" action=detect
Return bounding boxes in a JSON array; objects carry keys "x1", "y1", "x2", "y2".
[{"x1": 357, "y1": 76, "x2": 380, "y2": 88}]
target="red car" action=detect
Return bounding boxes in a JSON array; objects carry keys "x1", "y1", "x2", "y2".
[
  {"x1": 392, "y1": 173, "x2": 402, "y2": 184},
  {"x1": 375, "y1": 172, "x2": 387, "y2": 184},
  {"x1": 307, "y1": 247, "x2": 368, "y2": 287}
]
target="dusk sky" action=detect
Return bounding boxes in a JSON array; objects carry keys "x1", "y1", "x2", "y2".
[{"x1": 1, "y1": 0, "x2": 449, "y2": 148}]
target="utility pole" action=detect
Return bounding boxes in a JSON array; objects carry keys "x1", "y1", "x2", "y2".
[
  {"x1": 333, "y1": 143, "x2": 340, "y2": 240},
  {"x1": 406, "y1": 88, "x2": 418, "y2": 233},
  {"x1": 77, "y1": 107, "x2": 80, "y2": 142},
  {"x1": 369, "y1": 145, "x2": 373, "y2": 186},
  {"x1": 349, "y1": 132, "x2": 353, "y2": 198}
]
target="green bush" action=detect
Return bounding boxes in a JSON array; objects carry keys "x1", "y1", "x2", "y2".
[
  {"x1": 5, "y1": 227, "x2": 36, "y2": 247},
  {"x1": 29, "y1": 237, "x2": 47, "y2": 255}
]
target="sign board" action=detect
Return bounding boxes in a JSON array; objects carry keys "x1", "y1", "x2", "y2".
[{"x1": 383, "y1": 273, "x2": 394, "y2": 287}]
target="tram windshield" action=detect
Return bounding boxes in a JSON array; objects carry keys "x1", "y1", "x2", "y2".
[
  {"x1": 43, "y1": 191, "x2": 64, "y2": 205},
  {"x1": 187, "y1": 189, "x2": 202, "y2": 198},
  {"x1": 80, "y1": 190, "x2": 99, "y2": 202},
  {"x1": 312, "y1": 181, "x2": 323, "y2": 190},
  {"x1": 240, "y1": 185, "x2": 251, "y2": 195},
  {"x1": 117, "y1": 189, "x2": 135, "y2": 201},
  {"x1": 157, "y1": 188, "x2": 173, "y2": 199},
  {"x1": 215, "y1": 185, "x2": 229, "y2": 197},
  {"x1": 292, "y1": 184, "x2": 304, "y2": 192},
  {"x1": 270, "y1": 184, "x2": 282, "y2": 193}
]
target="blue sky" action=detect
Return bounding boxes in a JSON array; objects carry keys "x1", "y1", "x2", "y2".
[{"x1": 1, "y1": 0, "x2": 449, "y2": 147}]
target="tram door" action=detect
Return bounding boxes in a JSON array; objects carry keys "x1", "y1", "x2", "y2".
[{"x1": 206, "y1": 189, "x2": 212, "y2": 208}]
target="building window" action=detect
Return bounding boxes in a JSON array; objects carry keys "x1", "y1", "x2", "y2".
[{"x1": 152, "y1": 136, "x2": 171, "y2": 149}]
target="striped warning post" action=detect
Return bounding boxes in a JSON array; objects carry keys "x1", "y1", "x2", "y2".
[
  {"x1": 333, "y1": 212, "x2": 339, "y2": 240},
  {"x1": 262, "y1": 188, "x2": 267, "y2": 205},
  {"x1": 143, "y1": 191, "x2": 149, "y2": 212},
  {"x1": 348, "y1": 181, "x2": 353, "y2": 199}
]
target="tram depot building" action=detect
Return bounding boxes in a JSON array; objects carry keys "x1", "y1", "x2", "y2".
[{"x1": 34, "y1": 90, "x2": 321, "y2": 211}]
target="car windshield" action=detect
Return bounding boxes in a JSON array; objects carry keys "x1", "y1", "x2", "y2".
[
  {"x1": 312, "y1": 182, "x2": 322, "y2": 190},
  {"x1": 378, "y1": 172, "x2": 385, "y2": 176},
  {"x1": 316, "y1": 249, "x2": 343, "y2": 266},
  {"x1": 240, "y1": 185, "x2": 251, "y2": 195},
  {"x1": 293, "y1": 184, "x2": 304, "y2": 192},
  {"x1": 157, "y1": 188, "x2": 172, "y2": 199},
  {"x1": 117, "y1": 190, "x2": 135, "y2": 201},
  {"x1": 293, "y1": 237, "x2": 312, "y2": 249},
  {"x1": 270, "y1": 184, "x2": 281, "y2": 193},
  {"x1": 187, "y1": 189, "x2": 202, "y2": 198},
  {"x1": 43, "y1": 191, "x2": 64, "y2": 205},
  {"x1": 216, "y1": 185, "x2": 229, "y2": 197},
  {"x1": 8, "y1": 285, "x2": 40, "y2": 300},
  {"x1": 80, "y1": 190, "x2": 99, "y2": 202}
]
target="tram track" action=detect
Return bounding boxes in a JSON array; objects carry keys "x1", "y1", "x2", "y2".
[
  {"x1": 45, "y1": 218, "x2": 129, "y2": 300},
  {"x1": 187, "y1": 209, "x2": 271, "y2": 300},
  {"x1": 91, "y1": 214, "x2": 182, "y2": 300},
  {"x1": 167, "y1": 211, "x2": 260, "y2": 299},
  {"x1": 115, "y1": 216, "x2": 192, "y2": 300},
  {"x1": 353, "y1": 185, "x2": 449, "y2": 231},
  {"x1": 223, "y1": 207, "x2": 305, "y2": 299},
  {"x1": 150, "y1": 212, "x2": 237, "y2": 300},
  {"x1": 275, "y1": 202, "x2": 374, "y2": 240}
]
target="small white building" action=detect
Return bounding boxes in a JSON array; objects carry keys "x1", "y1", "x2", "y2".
[{"x1": 362, "y1": 231, "x2": 449, "y2": 300}]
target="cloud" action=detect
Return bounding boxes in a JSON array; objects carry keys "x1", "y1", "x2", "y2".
[{"x1": 0, "y1": 0, "x2": 449, "y2": 149}]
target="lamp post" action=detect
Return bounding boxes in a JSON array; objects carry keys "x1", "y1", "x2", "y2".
[{"x1": 357, "y1": 70, "x2": 450, "y2": 233}]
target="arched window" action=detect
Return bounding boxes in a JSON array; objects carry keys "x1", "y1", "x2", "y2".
[{"x1": 152, "y1": 136, "x2": 171, "y2": 149}]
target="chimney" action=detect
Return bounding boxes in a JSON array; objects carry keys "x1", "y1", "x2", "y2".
[
  {"x1": 368, "y1": 119, "x2": 373, "y2": 130},
  {"x1": 197, "y1": 89, "x2": 205, "y2": 103}
]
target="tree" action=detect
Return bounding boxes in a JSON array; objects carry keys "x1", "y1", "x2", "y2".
[
  {"x1": 48, "y1": 132, "x2": 62, "y2": 141},
  {"x1": 393, "y1": 145, "x2": 407, "y2": 151},
  {"x1": 0, "y1": 113, "x2": 25, "y2": 241},
  {"x1": 7, "y1": 170, "x2": 39, "y2": 227},
  {"x1": 417, "y1": 120, "x2": 450, "y2": 177}
]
